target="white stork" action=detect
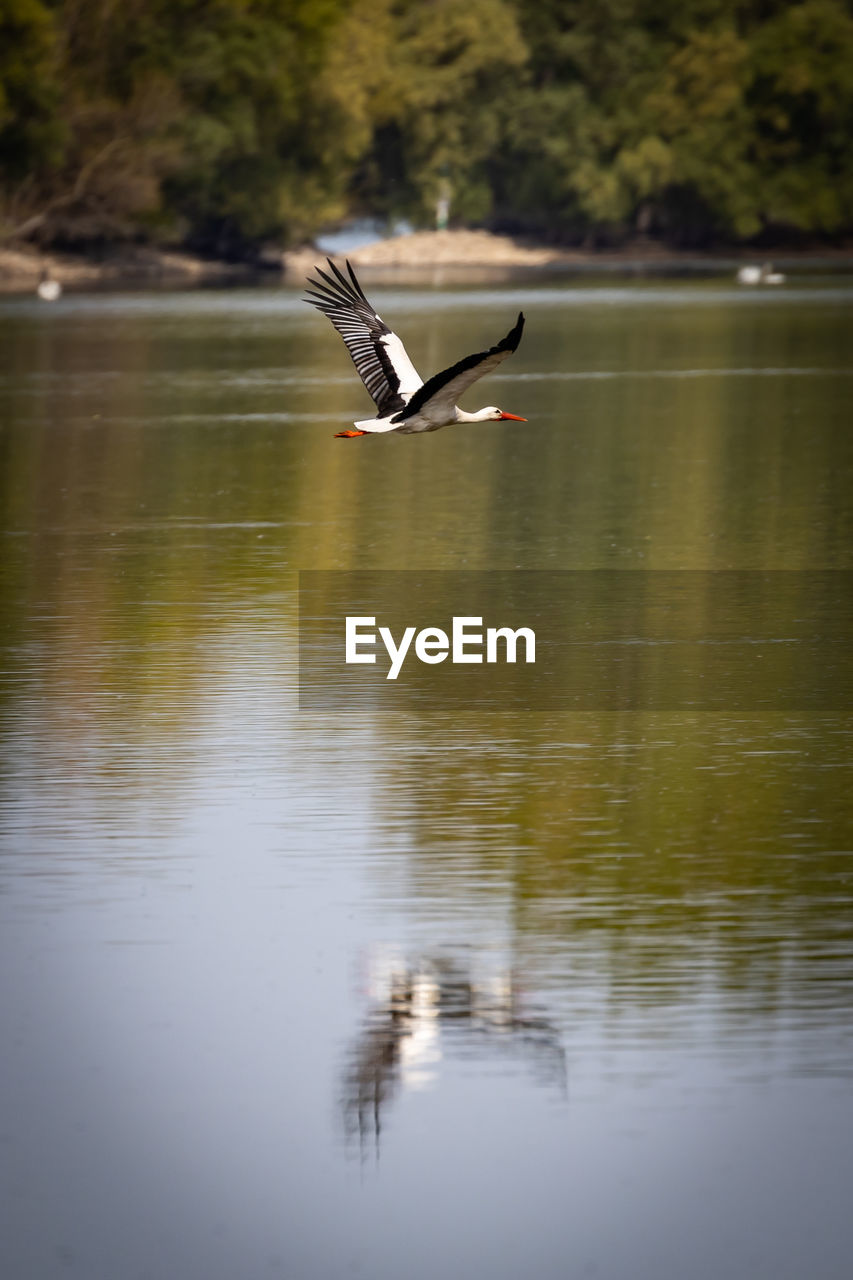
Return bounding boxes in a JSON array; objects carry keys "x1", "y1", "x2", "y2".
[{"x1": 304, "y1": 258, "x2": 526, "y2": 437}]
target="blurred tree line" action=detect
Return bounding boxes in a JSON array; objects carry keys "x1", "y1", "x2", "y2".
[{"x1": 1, "y1": 0, "x2": 851, "y2": 256}]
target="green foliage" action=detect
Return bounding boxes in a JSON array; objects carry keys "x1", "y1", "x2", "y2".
[
  {"x1": 492, "y1": 0, "x2": 853, "y2": 245},
  {"x1": 1, "y1": 0, "x2": 851, "y2": 251},
  {"x1": 0, "y1": 0, "x2": 63, "y2": 179},
  {"x1": 748, "y1": 1, "x2": 853, "y2": 234}
]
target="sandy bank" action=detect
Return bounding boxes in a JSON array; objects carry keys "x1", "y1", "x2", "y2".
[{"x1": 284, "y1": 230, "x2": 575, "y2": 277}]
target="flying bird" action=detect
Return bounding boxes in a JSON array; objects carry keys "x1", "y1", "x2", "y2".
[{"x1": 304, "y1": 259, "x2": 526, "y2": 437}]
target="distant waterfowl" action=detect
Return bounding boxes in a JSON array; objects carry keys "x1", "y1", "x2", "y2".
[
  {"x1": 304, "y1": 258, "x2": 526, "y2": 437},
  {"x1": 36, "y1": 269, "x2": 61, "y2": 301},
  {"x1": 737, "y1": 263, "x2": 786, "y2": 286}
]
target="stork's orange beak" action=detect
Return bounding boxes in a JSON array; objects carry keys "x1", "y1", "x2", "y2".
[{"x1": 499, "y1": 412, "x2": 527, "y2": 421}]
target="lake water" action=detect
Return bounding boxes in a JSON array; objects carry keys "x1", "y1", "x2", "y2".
[{"x1": 1, "y1": 275, "x2": 852, "y2": 1280}]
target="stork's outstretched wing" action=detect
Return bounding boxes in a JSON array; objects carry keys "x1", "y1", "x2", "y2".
[
  {"x1": 303, "y1": 259, "x2": 422, "y2": 417},
  {"x1": 393, "y1": 313, "x2": 525, "y2": 425}
]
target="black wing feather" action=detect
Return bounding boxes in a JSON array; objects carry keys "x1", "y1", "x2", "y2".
[
  {"x1": 303, "y1": 258, "x2": 406, "y2": 416},
  {"x1": 394, "y1": 312, "x2": 525, "y2": 422}
]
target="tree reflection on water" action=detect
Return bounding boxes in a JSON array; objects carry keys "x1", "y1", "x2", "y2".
[{"x1": 342, "y1": 947, "x2": 566, "y2": 1157}]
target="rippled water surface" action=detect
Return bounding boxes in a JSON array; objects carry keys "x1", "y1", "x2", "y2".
[{"x1": 1, "y1": 276, "x2": 852, "y2": 1280}]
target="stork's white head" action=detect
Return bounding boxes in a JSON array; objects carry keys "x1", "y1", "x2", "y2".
[{"x1": 480, "y1": 406, "x2": 527, "y2": 422}]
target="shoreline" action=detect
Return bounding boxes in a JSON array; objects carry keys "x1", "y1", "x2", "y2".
[
  {"x1": 3, "y1": 231, "x2": 852, "y2": 293},
  {"x1": 285, "y1": 229, "x2": 853, "y2": 277},
  {"x1": 0, "y1": 245, "x2": 257, "y2": 294}
]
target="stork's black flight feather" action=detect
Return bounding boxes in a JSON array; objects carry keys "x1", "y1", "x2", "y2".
[
  {"x1": 303, "y1": 259, "x2": 408, "y2": 416},
  {"x1": 393, "y1": 313, "x2": 525, "y2": 423}
]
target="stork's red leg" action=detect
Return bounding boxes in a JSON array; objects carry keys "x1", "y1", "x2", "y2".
[{"x1": 334, "y1": 429, "x2": 368, "y2": 438}]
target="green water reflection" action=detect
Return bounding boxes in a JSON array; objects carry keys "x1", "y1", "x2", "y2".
[{"x1": 1, "y1": 281, "x2": 852, "y2": 1023}]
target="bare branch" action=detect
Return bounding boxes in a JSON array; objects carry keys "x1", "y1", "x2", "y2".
[{"x1": 0, "y1": 137, "x2": 125, "y2": 244}]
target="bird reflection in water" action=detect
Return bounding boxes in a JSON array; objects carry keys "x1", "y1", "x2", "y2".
[{"x1": 342, "y1": 947, "x2": 566, "y2": 1157}]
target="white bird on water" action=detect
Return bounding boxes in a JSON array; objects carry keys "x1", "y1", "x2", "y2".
[
  {"x1": 737, "y1": 262, "x2": 786, "y2": 286},
  {"x1": 36, "y1": 269, "x2": 61, "y2": 301},
  {"x1": 304, "y1": 258, "x2": 526, "y2": 437}
]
